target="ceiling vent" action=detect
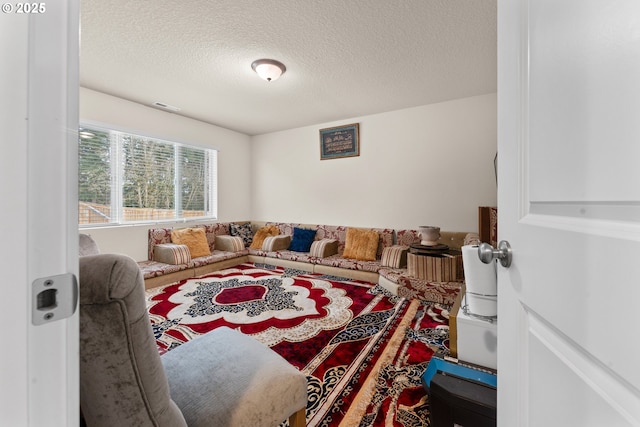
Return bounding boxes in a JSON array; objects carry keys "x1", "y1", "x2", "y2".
[{"x1": 152, "y1": 101, "x2": 181, "y2": 112}]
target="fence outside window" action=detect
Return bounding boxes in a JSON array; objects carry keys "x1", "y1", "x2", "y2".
[{"x1": 78, "y1": 125, "x2": 217, "y2": 226}]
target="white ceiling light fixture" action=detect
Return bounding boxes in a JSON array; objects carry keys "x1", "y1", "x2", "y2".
[{"x1": 251, "y1": 59, "x2": 286, "y2": 82}]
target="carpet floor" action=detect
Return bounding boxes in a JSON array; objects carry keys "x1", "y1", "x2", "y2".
[{"x1": 146, "y1": 263, "x2": 452, "y2": 426}]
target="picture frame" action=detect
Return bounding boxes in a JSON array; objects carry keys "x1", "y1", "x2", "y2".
[{"x1": 319, "y1": 123, "x2": 359, "y2": 160}]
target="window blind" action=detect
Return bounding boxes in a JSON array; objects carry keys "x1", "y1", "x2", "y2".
[{"x1": 78, "y1": 125, "x2": 217, "y2": 226}]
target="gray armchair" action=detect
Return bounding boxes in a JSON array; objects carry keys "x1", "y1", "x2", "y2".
[{"x1": 79, "y1": 250, "x2": 307, "y2": 427}]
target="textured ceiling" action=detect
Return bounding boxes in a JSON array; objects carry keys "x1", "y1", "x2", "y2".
[{"x1": 80, "y1": 0, "x2": 496, "y2": 136}]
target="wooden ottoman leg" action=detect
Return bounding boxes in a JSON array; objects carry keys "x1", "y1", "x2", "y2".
[{"x1": 289, "y1": 407, "x2": 306, "y2": 427}]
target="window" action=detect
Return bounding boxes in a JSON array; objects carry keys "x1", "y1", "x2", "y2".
[{"x1": 78, "y1": 125, "x2": 217, "y2": 226}]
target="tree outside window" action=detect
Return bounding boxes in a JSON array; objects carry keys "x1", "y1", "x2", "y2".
[{"x1": 78, "y1": 126, "x2": 217, "y2": 226}]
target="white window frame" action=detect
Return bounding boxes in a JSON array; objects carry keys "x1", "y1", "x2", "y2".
[{"x1": 78, "y1": 123, "x2": 218, "y2": 227}]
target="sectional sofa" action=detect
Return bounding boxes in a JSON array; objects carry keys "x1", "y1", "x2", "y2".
[{"x1": 136, "y1": 221, "x2": 479, "y2": 305}]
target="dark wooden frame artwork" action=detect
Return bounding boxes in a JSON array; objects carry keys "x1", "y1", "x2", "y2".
[{"x1": 319, "y1": 123, "x2": 359, "y2": 160}]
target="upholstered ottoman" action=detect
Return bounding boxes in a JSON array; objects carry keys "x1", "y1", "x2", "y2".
[{"x1": 162, "y1": 327, "x2": 308, "y2": 427}]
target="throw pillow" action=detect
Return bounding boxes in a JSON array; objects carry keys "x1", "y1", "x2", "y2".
[
  {"x1": 262, "y1": 235, "x2": 291, "y2": 252},
  {"x1": 381, "y1": 245, "x2": 409, "y2": 268},
  {"x1": 153, "y1": 244, "x2": 192, "y2": 265},
  {"x1": 214, "y1": 235, "x2": 245, "y2": 252},
  {"x1": 309, "y1": 239, "x2": 339, "y2": 258},
  {"x1": 170, "y1": 227, "x2": 211, "y2": 258},
  {"x1": 230, "y1": 222, "x2": 253, "y2": 247},
  {"x1": 342, "y1": 228, "x2": 379, "y2": 261},
  {"x1": 288, "y1": 227, "x2": 317, "y2": 252},
  {"x1": 249, "y1": 225, "x2": 280, "y2": 249}
]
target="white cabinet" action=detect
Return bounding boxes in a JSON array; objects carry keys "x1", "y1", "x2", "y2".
[{"x1": 452, "y1": 295, "x2": 497, "y2": 370}]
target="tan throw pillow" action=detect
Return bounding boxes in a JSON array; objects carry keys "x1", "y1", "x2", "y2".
[
  {"x1": 309, "y1": 239, "x2": 339, "y2": 258},
  {"x1": 214, "y1": 235, "x2": 245, "y2": 252},
  {"x1": 170, "y1": 227, "x2": 211, "y2": 258},
  {"x1": 381, "y1": 245, "x2": 409, "y2": 268},
  {"x1": 262, "y1": 235, "x2": 291, "y2": 252},
  {"x1": 153, "y1": 244, "x2": 192, "y2": 265},
  {"x1": 249, "y1": 225, "x2": 280, "y2": 249},
  {"x1": 342, "y1": 228, "x2": 379, "y2": 261}
]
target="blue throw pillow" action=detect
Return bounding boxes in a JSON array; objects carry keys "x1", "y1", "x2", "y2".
[{"x1": 289, "y1": 227, "x2": 317, "y2": 252}]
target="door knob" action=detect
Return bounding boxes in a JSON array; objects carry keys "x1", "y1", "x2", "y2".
[{"x1": 478, "y1": 241, "x2": 512, "y2": 268}]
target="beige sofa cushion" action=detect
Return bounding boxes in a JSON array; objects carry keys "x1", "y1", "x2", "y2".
[
  {"x1": 309, "y1": 239, "x2": 339, "y2": 258},
  {"x1": 381, "y1": 245, "x2": 409, "y2": 268},
  {"x1": 215, "y1": 235, "x2": 245, "y2": 252},
  {"x1": 154, "y1": 244, "x2": 192, "y2": 265},
  {"x1": 262, "y1": 235, "x2": 291, "y2": 252}
]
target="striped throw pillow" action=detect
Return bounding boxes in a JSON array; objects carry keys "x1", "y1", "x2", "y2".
[
  {"x1": 309, "y1": 239, "x2": 339, "y2": 258},
  {"x1": 215, "y1": 235, "x2": 245, "y2": 252},
  {"x1": 153, "y1": 244, "x2": 192, "y2": 265},
  {"x1": 381, "y1": 245, "x2": 409, "y2": 268},
  {"x1": 261, "y1": 235, "x2": 291, "y2": 252}
]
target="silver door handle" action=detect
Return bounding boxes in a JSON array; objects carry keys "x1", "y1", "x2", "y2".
[{"x1": 478, "y1": 241, "x2": 512, "y2": 268}]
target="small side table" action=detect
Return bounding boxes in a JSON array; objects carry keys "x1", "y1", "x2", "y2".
[{"x1": 407, "y1": 244, "x2": 463, "y2": 282}]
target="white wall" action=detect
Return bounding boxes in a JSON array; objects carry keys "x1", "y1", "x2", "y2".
[
  {"x1": 80, "y1": 90, "x2": 496, "y2": 259},
  {"x1": 251, "y1": 93, "x2": 497, "y2": 232},
  {"x1": 79, "y1": 88, "x2": 252, "y2": 260}
]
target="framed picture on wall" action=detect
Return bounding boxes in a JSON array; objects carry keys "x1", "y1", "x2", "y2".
[{"x1": 319, "y1": 123, "x2": 359, "y2": 160}]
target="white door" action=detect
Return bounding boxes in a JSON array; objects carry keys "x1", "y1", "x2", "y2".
[
  {"x1": 0, "y1": 1, "x2": 79, "y2": 426},
  {"x1": 498, "y1": 0, "x2": 640, "y2": 425}
]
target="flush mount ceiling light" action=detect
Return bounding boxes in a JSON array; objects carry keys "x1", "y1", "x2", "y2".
[{"x1": 251, "y1": 59, "x2": 286, "y2": 82}]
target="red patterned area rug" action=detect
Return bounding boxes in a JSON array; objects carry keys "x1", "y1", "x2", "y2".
[{"x1": 146, "y1": 263, "x2": 451, "y2": 427}]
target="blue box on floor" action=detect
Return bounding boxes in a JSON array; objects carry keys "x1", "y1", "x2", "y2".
[{"x1": 422, "y1": 358, "x2": 497, "y2": 427}]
